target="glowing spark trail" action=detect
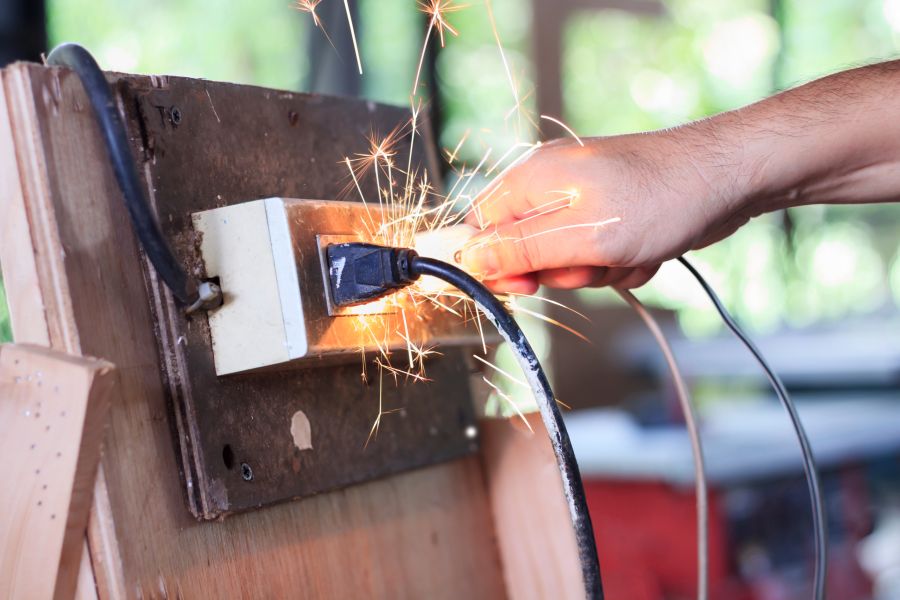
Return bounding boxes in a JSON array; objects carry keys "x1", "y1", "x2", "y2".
[
  {"x1": 343, "y1": 0, "x2": 363, "y2": 74},
  {"x1": 419, "y1": 0, "x2": 463, "y2": 47},
  {"x1": 540, "y1": 114, "x2": 585, "y2": 146},
  {"x1": 516, "y1": 217, "x2": 622, "y2": 242},
  {"x1": 295, "y1": 0, "x2": 324, "y2": 28},
  {"x1": 295, "y1": 0, "x2": 339, "y2": 51},
  {"x1": 307, "y1": 0, "x2": 617, "y2": 448},
  {"x1": 484, "y1": 0, "x2": 518, "y2": 105},
  {"x1": 482, "y1": 376, "x2": 533, "y2": 432}
]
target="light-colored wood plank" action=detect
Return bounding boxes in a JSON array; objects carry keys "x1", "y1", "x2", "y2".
[
  {"x1": 480, "y1": 413, "x2": 585, "y2": 600},
  {"x1": 1, "y1": 62, "x2": 509, "y2": 599},
  {"x1": 1, "y1": 61, "x2": 112, "y2": 597},
  {"x1": 0, "y1": 64, "x2": 51, "y2": 347},
  {"x1": 0, "y1": 344, "x2": 113, "y2": 600}
]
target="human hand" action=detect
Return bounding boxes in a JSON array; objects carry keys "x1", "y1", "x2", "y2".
[{"x1": 461, "y1": 129, "x2": 753, "y2": 294}]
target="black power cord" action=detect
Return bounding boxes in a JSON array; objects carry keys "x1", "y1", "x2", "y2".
[
  {"x1": 327, "y1": 242, "x2": 604, "y2": 599},
  {"x1": 45, "y1": 43, "x2": 208, "y2": 308},
  {"x1": 678, "y1": 256, "x2": 827, "y2": 600}
]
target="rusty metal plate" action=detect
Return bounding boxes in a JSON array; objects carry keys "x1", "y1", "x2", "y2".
[{"x1": 119, "y1": 75, "x2": 479, "y2": 519}]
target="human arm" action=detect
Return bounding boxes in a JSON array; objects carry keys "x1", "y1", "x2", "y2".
[{"x1": 461, "y1": 60, "x2": 900, "y2": 293}]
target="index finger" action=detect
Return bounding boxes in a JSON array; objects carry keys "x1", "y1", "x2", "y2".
[{"x1": 465, "y1": 144, "x2": 541, "y2": 229}]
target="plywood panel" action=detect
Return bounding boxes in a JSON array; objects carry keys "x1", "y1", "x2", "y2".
[
  {"x1": 0, "y1": 62, "x2": 507, "y2": 599},
  {"x1": 0, "y1": 344, "x2": 113, "y2": 600}
]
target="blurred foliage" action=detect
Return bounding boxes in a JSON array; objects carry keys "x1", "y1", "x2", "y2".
[
  {"x1": 436, "y1": 0, "x2": 536, "y2": 162},
  {"x1": 560, "y1": 0, "x2": 900, "y2": 335},
  {"x1": 0, "y1": 0, "x2": 895, "y2": 347},
  {"x1": 46, "y1": 0, "x2": 308, "y2": 90},
  {"x1": 359, "y1": 0, "x2": 419, "y2": 105}
]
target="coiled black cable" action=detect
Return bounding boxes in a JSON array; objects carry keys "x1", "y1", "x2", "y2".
[
  {"x1": 678, "y1": 255, "x2": 827, "y2": 600},
  {"x1": 46, "y1": 43, "x2": 197, "y2": 305},
  {"x1": 409, "y1": 255, "x2": 603, "y2": 599}
]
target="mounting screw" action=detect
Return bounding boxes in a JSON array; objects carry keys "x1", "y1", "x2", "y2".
[
  {"x1": 240, "y1": 462, "x2": 253, "y2": 481},
  {"x1": 288, "y1": 110, "x2": 299, "y2": 126},
  {"x1": 169, "y1": 106, "x2": 183, "y2": 126}
]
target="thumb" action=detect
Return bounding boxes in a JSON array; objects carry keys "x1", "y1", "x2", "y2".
[{"x1": 460, "y1": 211, "x2": 621, "y2": 279}]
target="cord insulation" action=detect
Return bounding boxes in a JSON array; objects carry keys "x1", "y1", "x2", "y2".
[
  {"x1": 46, "y1": 43, "x2": 197, "y2": 304},
  {"x1": 677, "y1": 255, "x2": 827, "y2": 599},
  {"x1": 409, "y1": 255, "x2": 603, "y2": 599},
  {"x1": 618, "y1": 289, "x2": 708, "y2": 600}
]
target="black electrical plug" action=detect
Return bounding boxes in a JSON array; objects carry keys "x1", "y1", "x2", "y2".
[{"x1": 326, "y1": 243, "x2": 420, "y2": 306}]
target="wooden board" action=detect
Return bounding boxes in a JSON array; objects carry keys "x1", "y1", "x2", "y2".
[
  {"x1": 0, "y1": 62, "x2": 510, "y2": 598},
  {"x1": 480, "y1": 413, "x2": 587, "y2": 599},
  {"x1": 0, "y1": 344, "x2": 114, "y2": 600},
  {"x1": 125, "y1": 73, "x2": 481, "y2": 518}
]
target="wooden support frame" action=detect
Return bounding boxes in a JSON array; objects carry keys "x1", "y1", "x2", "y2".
[
  {"x1": 0, "y1": 61, "x2": 583, "y2": 598},
  {"x1": 0, "y1": 344, "x2": 114, "y2": 600}
]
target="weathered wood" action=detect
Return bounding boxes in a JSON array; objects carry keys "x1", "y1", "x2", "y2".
[
  {"x1": 480, "y1": 413, "x2": 586, "y2": 599},
  {"x1": 0, "y1": 344, "x2": 114, "y2": 600},
  {"x1": 0, "y1": 62, "x2": 508, "y2": 598},
  {"x1": 127, "y1": 72, "x2": 479, "y2": 518}
]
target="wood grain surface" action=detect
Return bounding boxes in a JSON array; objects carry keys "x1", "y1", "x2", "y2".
[{"x1": 0, "y1": 344, "x2": 114, "y2": 600}]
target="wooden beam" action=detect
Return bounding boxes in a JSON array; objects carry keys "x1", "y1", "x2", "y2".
[{"x1": 0, "y1": 344, "x2": 113, "y2": 600}]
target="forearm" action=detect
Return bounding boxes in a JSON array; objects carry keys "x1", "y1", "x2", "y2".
[{"x1": 701, "y1": 60, "x2": 900, "y2": 216}]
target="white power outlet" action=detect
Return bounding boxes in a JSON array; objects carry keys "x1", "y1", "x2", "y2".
[{"x1": 193, "y1": 198, "x2": 485, "y2": 376}]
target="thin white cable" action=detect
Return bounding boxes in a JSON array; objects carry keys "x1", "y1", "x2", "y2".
[{"x1": 618, "y1": 288, "x2": 708, "y2": 600}]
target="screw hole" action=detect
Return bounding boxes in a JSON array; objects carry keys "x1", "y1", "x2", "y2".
[
  {"x1": 170, "y1": 106, "x2": 182, "y2": 125},
  {"x1": 241, "y1": 463, "x2": 253, "y2": 481},
  {"x1": 222, "y1": 444, "x2": 235, "y2": 470}
]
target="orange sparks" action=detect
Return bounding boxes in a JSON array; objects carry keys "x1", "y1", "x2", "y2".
[
  {"x1": 540, "y1": 114, "x2": 585, "y2": 146},
  {"x1": 294, "y1": 0, "x2": 339, "y2": 51},
  {"x1": 418, "y1": 0, "x2": 464, "y2": 47},
  {"x1": 314, "y1": 2, "x2": 602, "y2": 442},
  {"x1": 413, "y1": 0, "x2": 465, "y2": 95},
  {"x1": 294, "y1": 0, "x2": 324, "y2": 27}
]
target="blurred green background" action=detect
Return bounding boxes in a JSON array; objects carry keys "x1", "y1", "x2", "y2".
[{"x1": 3, "y1": 0, "x2": 900, "y2": 342}]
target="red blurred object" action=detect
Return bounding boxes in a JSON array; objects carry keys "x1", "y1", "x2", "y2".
[{"x1": 583, "y1": 475, "x2": 872, "y2": 600}]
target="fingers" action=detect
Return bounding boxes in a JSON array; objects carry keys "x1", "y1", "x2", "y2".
[
  {"x1": 467, "y1": 146, "x2": 582, "y2": 228},
  {"x1": 537, "y1": 267, "x2": 597, "y2": 289},
  {"x1": 467, "y1": 177, "x2": 534, "y2": 230},
  {"x1": 483, "y1": 273, "x2": 539, "y2": 295},
  {"x1": 486, "y1": 265, "x2": 660, "y2": 293},
  {"x1": 461, "y1": 209, "x2": 621, "y2": 280},
  {"x1": 466, "y1": 153, "x2": 536, "y2": 228},
  {"x1": 611, "y1": 265, "x2": 660, "y2": 289}
]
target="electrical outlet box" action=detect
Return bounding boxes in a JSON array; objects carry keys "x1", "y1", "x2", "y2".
[{"x1": 193, "y1": 198, "x2": 485, "y2": 375}]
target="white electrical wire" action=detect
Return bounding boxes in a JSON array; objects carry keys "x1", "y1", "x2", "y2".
[{"x1": 618, "y1": 288, "x2": 708, "y2": 600}]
